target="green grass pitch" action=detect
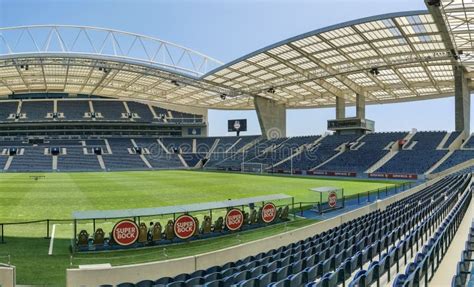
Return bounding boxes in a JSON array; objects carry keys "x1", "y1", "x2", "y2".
[{"x1": 0, "y1": 170, "x2": 398, "y2": 285}]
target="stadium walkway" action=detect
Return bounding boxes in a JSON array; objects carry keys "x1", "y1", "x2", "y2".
[{"x1": 430, "y1": 191, "x2": 473, "y2": 286}]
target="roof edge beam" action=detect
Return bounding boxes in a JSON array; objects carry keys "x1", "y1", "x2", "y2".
[{"x1": 425, "y1": 0, "x2": 460, "y2": 66}]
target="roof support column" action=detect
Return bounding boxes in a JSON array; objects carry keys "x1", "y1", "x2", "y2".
[
  {"x1": 336, "y1": 96, "x2": 345, "y2": 119},
  {"x1": 254, "y1": 97, "x2": 286, "y2": 139},
  {"x1": 454, "y1": 66, "x2": 471, "y2": 135},
  {"x1": 356, "y1": 92, "x2": 366, "y2": 119}
]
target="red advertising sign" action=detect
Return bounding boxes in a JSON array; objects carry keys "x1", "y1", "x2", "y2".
[
  {"x1": 262, "y1": 202, "x2": 277, "y2": 223},
  {"x1": 368, "y1": 173, "x2": 417, "y2": 180},
  {"x1": 328, "y1": 191, "x2": 337, "y2": 208},
  {"x1": 112, "y1": 220, "x2": 139, "y2": 246},
  {"x1": 174, "y1": 215, "x2": 196, "y2": 239},
  {"x1": 225, "y1": 208, "x2": 244, "y2": 231},
  {"x1": 310, "y1": 171, "x2": 357, "y2": 177}
]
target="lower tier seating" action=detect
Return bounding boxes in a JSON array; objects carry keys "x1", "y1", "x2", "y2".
[
  {"x1": 0, "y1": 131, "x2": 472, "y2": 174},
  {"x1": 8, "y1": 147, "x2": 52, "y2": 171},
  {"x1": 433, "y1": 150, "x2": 474, "y2": 173},
  {"x1": 451, "y1": 221, "x2": 474, "y2": 287},
  {"x1": 104, "y1": 173, "x2": 471, "y2": 287},
  {"x1": 376, "y1": 150, "x2": 448, "y2": 174},
  {"x1": 57, "y1": 148, "x2": 102, "y2": 171}
]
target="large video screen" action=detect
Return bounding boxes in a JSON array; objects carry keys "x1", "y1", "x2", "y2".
[{"x1": 228, "y1": 119, "x2": 247, "y2": 132}]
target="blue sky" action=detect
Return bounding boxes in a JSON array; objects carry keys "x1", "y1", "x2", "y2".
[{"x1": 0, "y1": 0, "x2": 468, "y2": 136}]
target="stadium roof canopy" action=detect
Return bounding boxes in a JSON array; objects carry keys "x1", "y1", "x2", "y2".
[{"x1": 0, "y1": 1, "x2": 473, "y2": 110}]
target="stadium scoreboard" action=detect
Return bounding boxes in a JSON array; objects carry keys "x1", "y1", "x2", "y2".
[
  {"x1": 327, "y1": 117, "x2": 374, "y2": 134},
  {"x1": 228, "y1": 119, "x2": 247, "y2": 136}
]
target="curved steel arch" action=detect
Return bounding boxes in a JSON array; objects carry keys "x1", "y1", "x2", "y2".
[{"x1": 0, "y1": 25, "x2": 223, "y2": 77}]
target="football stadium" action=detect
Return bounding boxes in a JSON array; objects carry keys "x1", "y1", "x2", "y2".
[{"x1": 1, "y1": 0, "x2": 474, "y2": 286}]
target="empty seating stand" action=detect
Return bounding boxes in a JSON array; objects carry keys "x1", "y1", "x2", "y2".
[
  {"x1": 462, "y1": 136, "x2": 474, "y2": 149},
  {"x1": 452, "y1": 221, "x2": 474, "y2": 287},
  {"x1": 92, "y1": 101, "x2": 127, "y2": 121},
  {"x1": 57, "y1": 147, "x2": 102, "y2": 171},
  {"x1": 377, "y1": 131, "x2": 448, "y2": 175},
  {"x1": 105, "y1": 173, "x2": 471, "y2": 287},
  {"x1": 0, "y1": 101, "x2": 18, "y2": 121},
  {"x1": 57, "y1": 100, "x2": 90, "y2": 121},
  {"x1": 278, "y1": 134, "x2": 358, "y2": 172},
  {"x1": 0, "y1": 99, "x2": 205, "y2": 123},
  {"x1": 317, "y1": 132, "x2": 407, "y2": 173},
  {"x1": 433, "y1": 150, "x2": 474, "y2": 173},
  {"x1": 8, "y1": 147, "x2": 52, "y2": 171},
  {"x1": 132, "y1": 138, "x2": 184, "y2": 169},
  {"x1": 19, "y1": 101, "x2": 52, "y2": 121},
  {"x1": 102, "y1": 138, "x2": 149, "y2": 170},
  {"x1": 0, "y1": 132, "x2": 471, "y2": 174},
  {"x1": 443, "y1": 132, "x2": 461, "y2": 149},
  {"x1": 127, "y1": 102, "x2": 154, "y2": 122}
]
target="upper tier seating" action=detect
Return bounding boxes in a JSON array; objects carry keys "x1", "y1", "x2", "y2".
[
  {"x1": 317, "y1": 132, "x2": 407, "y2": 173},
  {"x1": 152, "y1": 106, "x2": 168, "y2": 121},
  {"x1": 20, "y1": 101, "x2": 52, "y2": 121},
  {"x1": 57, "y1": 100, "x2": 90, "y2": 121},
  {"x1": 376, "y1": 131, "x2": 448, "y2": 174},
  {"x1": 0, "y1": 101, "x2": 18, "y2": 121},
  {"x1": 0, "y1": 99, "x2": 205, "y2": 123},
  {"x1": 111, "y1": 173, "x2": 470, "y2": 287},
  {"x1": 126, "y1": 102, "x2": 154, "y2": 122},
  {"x1": 92, "y1": 101, "x2": 127, "y2": 121}
]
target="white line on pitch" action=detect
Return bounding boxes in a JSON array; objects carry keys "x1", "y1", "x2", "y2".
[{"x1": 48, "y1": 224, "x2": 57, "y2": 256}]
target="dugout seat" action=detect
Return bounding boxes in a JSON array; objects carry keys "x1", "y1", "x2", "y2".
[
  {"x1": 77, "y1": 230, "x2": 89, "y2": 246},
  {"x1": 165, "y1": 220, "x2": 175, "y2": 240},
  {"x1": 152, "y1": 222, "x2": 162, "y2": 241},
  {"x1": 214, "y1": 217, "x2": 224, "y2": 232},
  {"x1": 93, "y1": 228, "x2": 105, "y2": 245},
  {"x1": 202, "y1": 216, "x2": 212, "y2": 234},
  {"x1": 193, "y1": 217, "x2": 200, "y2": 236},
  {"x1": 281, "y1": 206, "x2": 289, "y2": 220},
  {"x1": 249, "y1": 209, "x2": 257, "y2": 224},
  {"x1": 138, "y1": 223, "x2": 148, "y2": 243}
]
